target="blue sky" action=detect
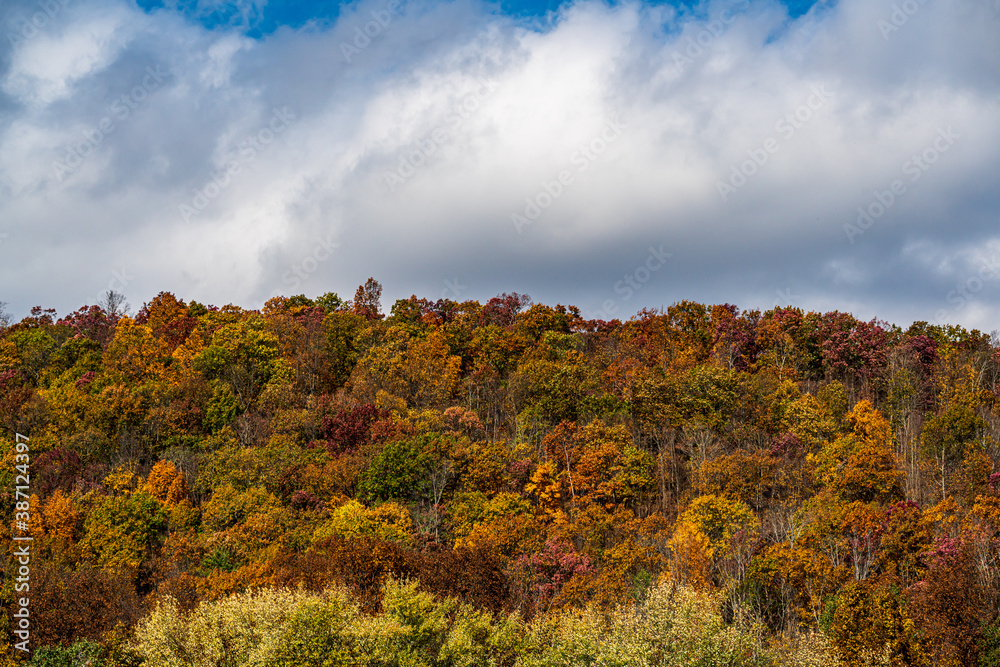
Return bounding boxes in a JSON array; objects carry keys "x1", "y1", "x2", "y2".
[
  {"x1": 135, "y1": 0, "x2": 823, "y2": 35},
  {"x1": 1, "y1": 0, "x2": 999, "y2": 330}
]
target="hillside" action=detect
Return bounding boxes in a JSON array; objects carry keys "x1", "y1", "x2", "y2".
[{"x1": 2, "y1": 280, "x2": 999, "y2": 666}]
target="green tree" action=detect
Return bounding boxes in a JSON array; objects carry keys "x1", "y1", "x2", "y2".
[
  {"x1": 79, "y1": 489, "x2": 167, "y2": 573},
  {"x1": 194, "y1": 314, "x2": 281, "y2": 409},
  {"x1": 358, "y1": 437, "x2": 433, "y2": 502}
]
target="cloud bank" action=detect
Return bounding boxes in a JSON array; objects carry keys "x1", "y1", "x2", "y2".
[{"x1": 1, "y1": 0, "x2": 999, "y2": 330}]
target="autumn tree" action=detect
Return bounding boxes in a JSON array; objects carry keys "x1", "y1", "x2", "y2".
[
  {"x1": 825, "y1": 575, "x2": 923, "y2": 667},
  {"x1": 78, "y1": 486, "x2": 167, "y2": 574},
  {"x1": 193, "y1": 314, "x2": 281, "y2": 410},
  {"x1": 814, "y1": 400, "x2": 903, "y2": 504},
  {"x1": 351, "y1": 277, "x2": 383, "y2": 320},
  {"x1": 907, "y1": 538, "x2": 989, "y2": 667},
  {"x1": 349, "y1": 328, "x2": 461, "y2": 409}
]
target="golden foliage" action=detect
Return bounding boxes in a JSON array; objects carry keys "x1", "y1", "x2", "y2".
[
  {"x1": 827, "y1": 577, "x2": 924, "y2": 667},
  {"x1": 679, "y1": 494, "x2": 759, "y2": 557},
  {"x1": 104, "y1": 465, "x2": 139, "y2": 495},
  {"x1": 42, "y1": 489, "x2": 79, "y2": 541},
  {"x1": 104, "y1": 317, "x2": 170, "y2": 382},
  {"x1": 145, "y1": 459, "x2": 188, "y2": 504},
  {"x1": 525, "y1": 460, "x2": 567, "y2": 524},
  {"x1": 351, "y1": 327, "x2": 462, "y2": 409},
  {"x1": 312, "y1": 499, "x2": 414, "y2": 547},
  {"x1": 668, "y1": 520, "x2": 713, "y2": 588}
]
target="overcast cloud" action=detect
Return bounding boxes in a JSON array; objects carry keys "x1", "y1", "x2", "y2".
[{"x1": 1, "y1": 0, "x2": 998, "y2": 330}]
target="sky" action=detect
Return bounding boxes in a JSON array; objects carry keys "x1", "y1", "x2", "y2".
[{"x1": 1, "y1": 0, "x2": 998, "y2": 331}]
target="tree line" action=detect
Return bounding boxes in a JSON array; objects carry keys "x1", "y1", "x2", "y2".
[{"x1": 1, "y1": 280, "x2": 999, "y2": 666}]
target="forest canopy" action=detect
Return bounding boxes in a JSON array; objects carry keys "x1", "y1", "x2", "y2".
[{"x1": 2, "y1": 282, "x2": 1000, "y2": 667}]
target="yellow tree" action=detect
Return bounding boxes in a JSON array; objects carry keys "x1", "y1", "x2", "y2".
[
  {"x1": 814, "y1": 400, "x2": 903, "y2": 503},
  {"x1": 312, "y1": 499, "x2": 414, "y2": 547},
  {"x1": 679, "y1": 494, "x2": 759, "y2": 558},
  {"x1": 350, "y1": 327, "x2": 460, "y2": 409},
  {"x1": 104, "y1": 317, "x2": 170, "y2": 384},
  {"x1": 668, "y1": 520, "x2": 714, "y2": 588},
  {"x1": 672, "y1": 494, "x2": 759, "y2": 590},
  {"x1": 145, "y1": 460, "x2": 189, "y2": 505},
  {"x1": 525, "y1": 460, "x2": 567, "y2": 525}
]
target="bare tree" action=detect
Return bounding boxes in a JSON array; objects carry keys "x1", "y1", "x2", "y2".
[
  {"x1": 427, "y1": 456, "x2": 454, "y2": 541},
  {"x1": 884, "y1": 347, "x2": 923, "y2": 502},
  {"x1": 653, "y1": 426, "x2": 680, "y2": 507},
  {"x1": 0, "y1": 301, "x2": 10, "y2": 328},
  {"x1": 681, "y1": 422, "x2": 722, "y2": 490},
  {"x1": 99, "y1": 289, "x2": 130, "y2": 324}
]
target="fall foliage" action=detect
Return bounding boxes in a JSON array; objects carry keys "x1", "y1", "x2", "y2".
[{"x1": 2, "y1": 282, "x2": 1000, "y2": 665}]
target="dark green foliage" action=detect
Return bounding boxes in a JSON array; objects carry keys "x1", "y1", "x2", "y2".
[
  {"x1": 204, "y1": 379, "x2": 241, "y2": 433},
  {"x1": 358, "y1": 436, "x2": 432, "y2": 502}
]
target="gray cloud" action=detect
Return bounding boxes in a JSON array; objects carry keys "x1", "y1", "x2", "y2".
[{"x1": 1, "y1": 0, "x2": 998, "y2": 332}]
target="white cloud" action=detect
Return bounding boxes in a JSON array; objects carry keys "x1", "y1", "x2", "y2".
[
  {"x1": 1, "y1": 0, "x2": 999, "y2": 332},
  {"x1": 3, "y1": 4, "x2": 137, "y2": 107}
]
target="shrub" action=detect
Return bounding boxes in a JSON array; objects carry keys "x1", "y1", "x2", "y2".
[
  {"x1": 132, "y1": 588, "x2": 312, "y2": 667},
  {"x1": 27, "y1": 640, "x2": 101, "y2": 667}
]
